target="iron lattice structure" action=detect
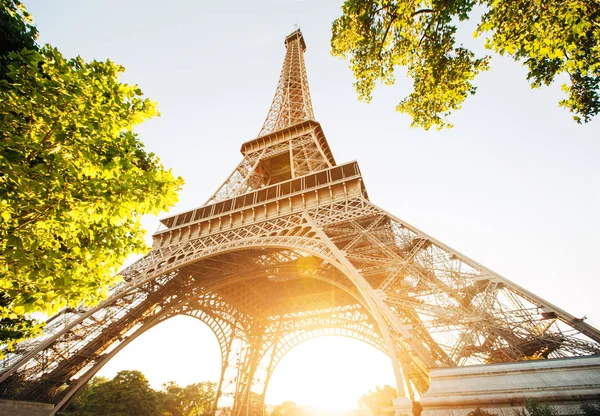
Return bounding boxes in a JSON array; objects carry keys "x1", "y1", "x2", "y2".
[{"x1": 1, "y1": 30, "x2": 599, "y2": 415}]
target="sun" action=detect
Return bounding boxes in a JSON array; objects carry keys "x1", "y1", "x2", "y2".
[
  {"x1": 265, "y1": 336, "x2": 396, "y2": 413},
  {"x1": 98, "y1": 319, "x2": 396, "y2": 414}
]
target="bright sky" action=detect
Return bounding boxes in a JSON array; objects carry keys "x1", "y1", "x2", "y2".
[{"x1": 24, "y1": 0, "x2": 600, "y2": 412}]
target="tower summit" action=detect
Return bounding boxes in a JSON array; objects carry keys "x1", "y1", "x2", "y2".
[
  {"x1": 1, "y1": 30, "x2": 599, "y2": 416},
  {"x1": 259, "y1": 29, "x2": 314, "y2": 137},
  {"x1": 203, "y1": 30, "x2": 334, "y2": 203}
]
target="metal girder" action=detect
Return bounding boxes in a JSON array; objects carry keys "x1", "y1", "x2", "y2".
[
  {"x1": 2, "y1": 28, "x2": 600, "y2": 416},
  {"x1": 258, "y1": 30, "x2": 314, "y2": 138}
]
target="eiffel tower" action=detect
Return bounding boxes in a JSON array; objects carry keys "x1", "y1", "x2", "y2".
[{"x1": 1, "y1": 30, "x2": 599, "y2": 416}]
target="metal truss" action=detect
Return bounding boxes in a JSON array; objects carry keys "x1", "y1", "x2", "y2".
[
  {"x1": 1, "y1": 29, "x2": 599, "y2": 415},
  {"x1": 206, "y1": 123, "x2": 334, "y2": 204},
  {"x1": 258, "y1": 30, "x2": 314, "y2": 137}
]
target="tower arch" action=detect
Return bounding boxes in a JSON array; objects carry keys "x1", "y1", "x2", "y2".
[
  {"x1": 1, "y1": 28, "x2": 600, "y2": 416},
  {"x1": 0, "y1": 240, "x2": 405, "y2": 414}
]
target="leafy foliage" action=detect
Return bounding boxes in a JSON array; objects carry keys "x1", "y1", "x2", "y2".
[
  {"x1": 331, "y1": 0, "x2": 600, "y2": 129},
  {"x1": 581, "y1": 404, "x2": 600, "y2": 416},
  {"x1": 0, "y1": 0, "x2": 42, "y2": 350},
  {"x1": 514, "y1": 400, "x2": 557, "y2": 416},
  {"x1": 357, "y1": 384, "x2": 397, "y2": 415},
  {"x1": 0, "y1": 1, "x2": 183, "y2": 352},
  {"x1": 468, "y1": 408, "x2": 498, "y2": 416},
  {"x1": 62, "y1": 376, "x2": 109, "y2": 416},
  {"x1": 0, "y1": 0, "x2": 37, "y2": 77},
  {"x1": 160, "y1": 381, "x2": 216, "y2": 416},
  {"x1": 243, "y1": 391, "x2": 267, "y2": 416},
  {"x1": 65, "y1": 371, "x2": 161, "y2": 416},
  {"x1": 271, "y1": 401, "x2": 307, "y2": 416},
  {"x1": 64, "y1": 371, "x2": 216, "y2": 416}
]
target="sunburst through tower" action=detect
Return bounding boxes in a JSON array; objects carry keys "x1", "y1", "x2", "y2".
[{"x1": 1, "y1": 29, "x2": 599, "y2": 416}]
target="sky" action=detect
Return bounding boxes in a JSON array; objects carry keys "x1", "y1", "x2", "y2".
[{"x1": 23, "y1": 0, "x2": 600, "y2": 411}]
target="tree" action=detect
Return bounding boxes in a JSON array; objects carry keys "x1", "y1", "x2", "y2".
[
  {"x1": 514, "y1": 400, "x2": 557, "y2": 416},
  {"x1": 0, "y1": 0, "x2": 43, "y2": 352},
  {"x1": 331, "y1": 0, "x2": 600, "y2": 129},
  {"x1": 64, "y1": 370, "x2": 162, "y2": 416},
  {"x1": 271, "y1": 401, "x2": 306, "y2": 416},
  {"x1": 160, "y1": 380, "x2": 216, "y2": 416},
  {"x1": 0, "y1": 1, "x2": 182, "y2": 352},
  {"x1": 93, "y1": 371, "x2": 162, "y2": 416},
  {"x1": 64, "y1": 373, "x2": 217, "y2": 416},
  {"x1": 62, "y1": 376, "x2": 109, "y2": 416},
  {"x1": 581, "y1": 404, "x2": 600, "y2": 416},
  {"x1": 239, "y1": 391, "x2": 266, "y2": 416},
  {"x1": 0, "y1": 0, "x2": 37, "y2": 76},
  {"x1": 356, "y1": 385, "x2": 396, "y2": 415}
]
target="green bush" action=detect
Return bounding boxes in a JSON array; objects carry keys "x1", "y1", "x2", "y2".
[{"x1": 514, "y1": 400, "x2": 557, "y2": 416}]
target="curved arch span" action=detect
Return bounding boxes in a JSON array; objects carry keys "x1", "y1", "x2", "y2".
[
  {"x1": 50, "y1": 265, "x2": 384, "y2": 414},
  {"x1": 3, "y1": 241, "x2": 406, "y2": 414},
  {"x1": 259, "y1": 330, "x2": 390, "y2": 403},
  {"x1": 4, "y1": 240, "x2": 361, "y2": 384},
  {"x1": 51, "y1": 303, "x2": 233, "y2": 415}
]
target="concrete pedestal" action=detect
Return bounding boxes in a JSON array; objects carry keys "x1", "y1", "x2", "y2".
[
  {"x1": 394, "y1": 356, "x2": 600, "y2": 416},
  {"x1": 0, "y1": 399, "x2": 53, "y2": 416}
]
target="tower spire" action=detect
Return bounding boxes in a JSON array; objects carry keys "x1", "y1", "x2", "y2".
[
  {"x1": 258, "y1": 29, "x2": 315, "y2": 137},
  {"x1": 5, "y1": 29, "x2": 600, "y2": 416}
]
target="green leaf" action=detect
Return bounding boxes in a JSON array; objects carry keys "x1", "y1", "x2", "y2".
[
  {"x1": 0, "y1": 5, "x2": 183, "y2": 349},
  {"x1": 331, "y1": 0, "x2": 600, "y2": 128}
]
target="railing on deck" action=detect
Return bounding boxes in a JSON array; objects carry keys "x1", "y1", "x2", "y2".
[{"x1": 159, "y1": 161, "x2": 365, "y2": 231}]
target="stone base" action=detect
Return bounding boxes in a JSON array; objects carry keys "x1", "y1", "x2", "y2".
[
  {"x1": 396, "y1": 356, "x2": 600, "y2": 416},
  {"x1": 393, "y1": 396, "x2": 414, "y2": 416},
  {"x1": 0, "y1": 399, "x2": 54, "y2": 416},
  {"x1": 418, "y1": 402, "x2": 592, "y2": 416}
]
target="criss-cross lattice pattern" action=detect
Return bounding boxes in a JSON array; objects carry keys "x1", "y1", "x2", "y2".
[
  {"x1": 1, "y1": 30, "x2": 599, "y2": 416},
  {"x1": 207, "y1": 131, "x2": 332, "y2": 204},
  {"x1": 258, "y1": 30, "x2": 314, "y2": 137}
]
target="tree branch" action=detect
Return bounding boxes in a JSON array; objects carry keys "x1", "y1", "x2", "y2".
[
  {"x1": 378, "y1": 16, "x2": 398, "y2": 59},
  {"x1": 378, "y1": 8, "x2": 435, "y2": 60},
  {"x1": 418, "y1": 10, "x2": 440, "y2": 49},
  {"x1": 412, "y1": 8, "x2": 433, "y2": 18},
  {"x1": 11, "y1": 208, "x2": 49, "y2": 232},
  {"x1": 373, "y1": 4, "x2": 393, "y2": 15},
  {"x1": 38, "y1": 119, "x2": 59, "y2": 149}
]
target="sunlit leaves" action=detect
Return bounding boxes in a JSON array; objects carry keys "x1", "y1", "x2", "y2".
[
  {"x1": 357, "y1": 385, "x2": 397, "y2": 415},
  {"x1": 0, "y1": 45, "x2": 183, "y2": 351},
  {"x1": 271, "y1": 401, "x2": 307, "y2": 416},
  {"x1": 480, "y1": 0, "x2": 600, "y2": 123},
  {"x1": 160, "y1": 380, "x2": 216, "y2": 416},
  {"x1": 64, "y1": 373, "x2": 216, "y2": 416},
  {"x1": 331, "y1": 0, "x2": 600, "y2": 129},
  {"x1": 397, "y1": 20, "x2": 488, "y2": 129},
  {"x1": 64, "y1": 371, "x2": 162, "y2": 416},
  {"x1": 0, "y1": 0, "x2": 38, "y2": 78}
]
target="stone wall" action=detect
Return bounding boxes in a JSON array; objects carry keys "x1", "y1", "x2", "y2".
[
  {"x1": 0, "y1": 399, "x2": 53, "y2": 416},
  {"x1": 394, "y1": 356, "x2": 600, "y2": 416}
]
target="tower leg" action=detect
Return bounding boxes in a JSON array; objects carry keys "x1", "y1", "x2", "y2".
[
  {"x1": 232, "y1": 326, "x2": 266, "y2": 416},
  {"x1": 212, "y1": 333, "x2": 235, "y2": 415},
  {"x1": 306, "y1": 214, "x2": 414, "y2": 400},
  {"x1": 257, "y1": 340, "x2": 279, "y2": 410}
]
